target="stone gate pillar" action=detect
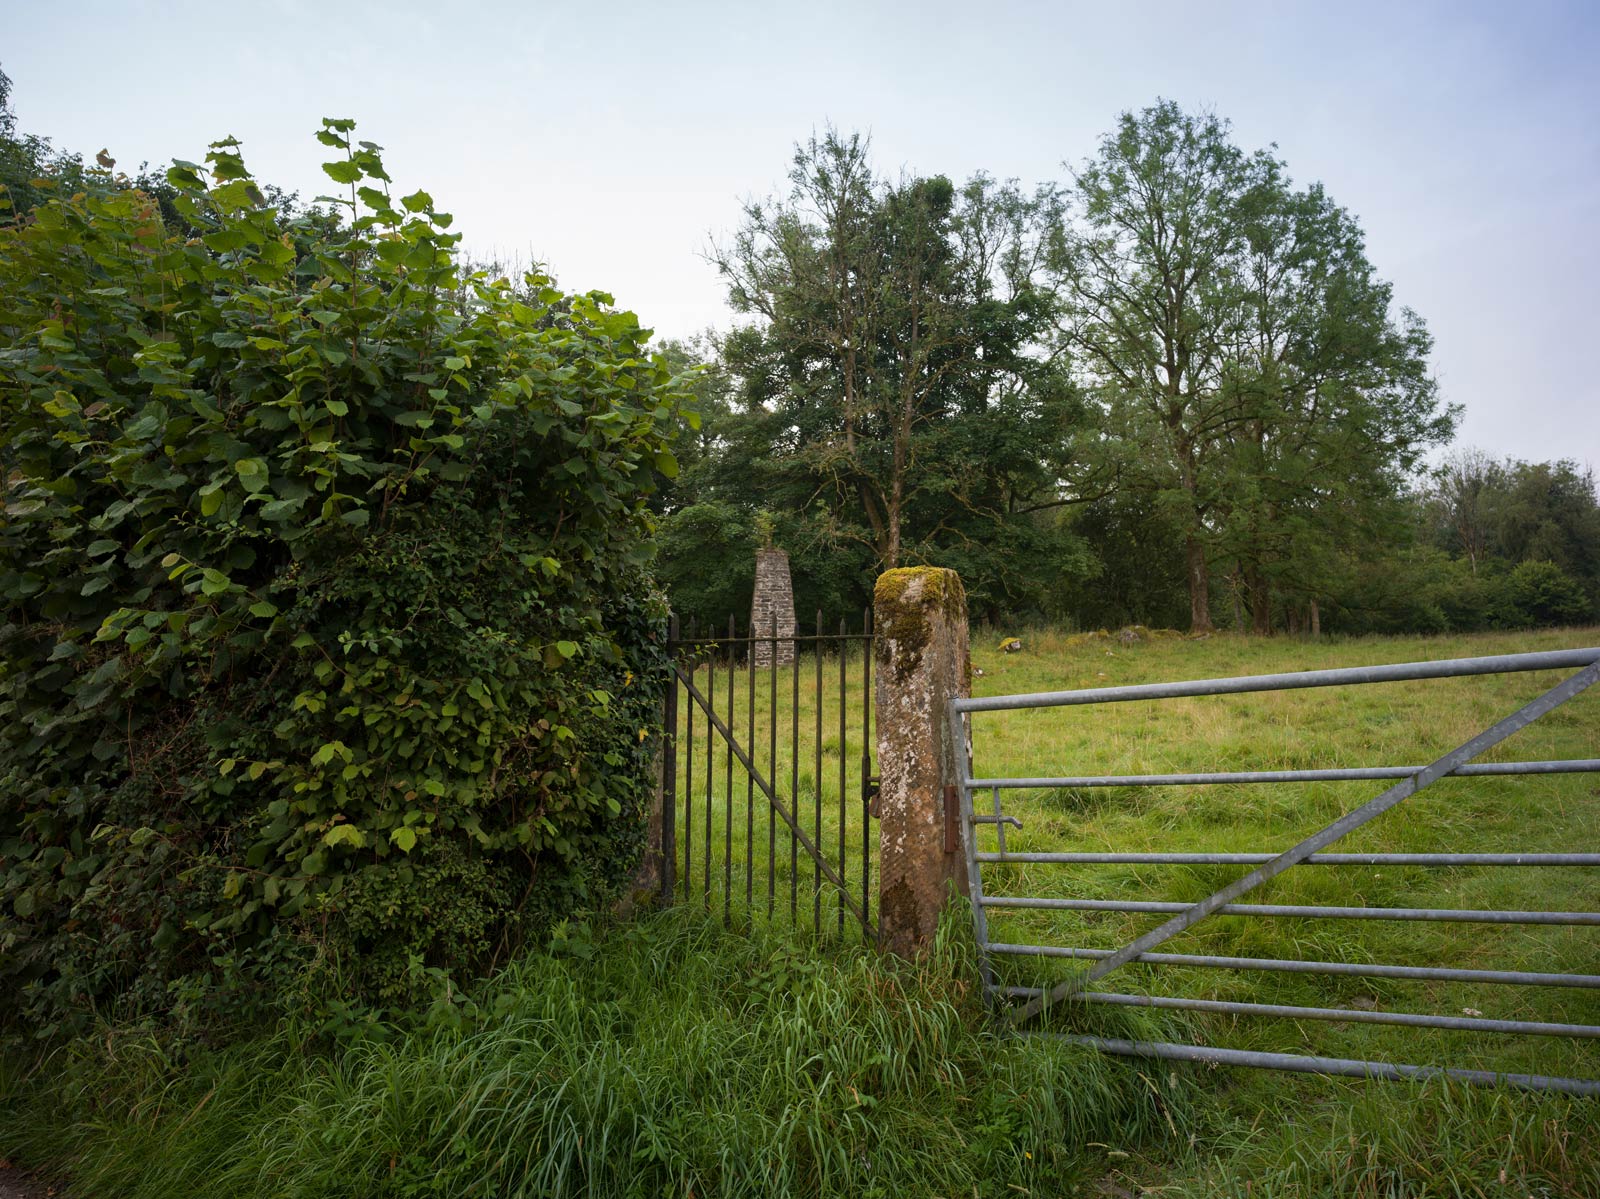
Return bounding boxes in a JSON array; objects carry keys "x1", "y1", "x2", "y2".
[
  {"x1": 750, "y1": 548, "x2": 797, "y2": 667},
  {"x1": 873, "y1": 567, "x2": 970, "y2": 957}
]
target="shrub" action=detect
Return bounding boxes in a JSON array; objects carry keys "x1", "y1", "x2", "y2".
[
  {"x1": 0, "y1": 121, "x2": 689, "y2": 1034},
  {"x1": 1504, "y1": 559, "x2": 1591, "y2": 627}
]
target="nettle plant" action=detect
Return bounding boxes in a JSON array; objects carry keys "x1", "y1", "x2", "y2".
[{"x1": 0, "y1": 120, "x2": 690, "y2": 1032}]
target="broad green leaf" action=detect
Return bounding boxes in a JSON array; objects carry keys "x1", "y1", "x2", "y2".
[{"x1": 321, "y1": 160, "x2": 362, "y2": 185}]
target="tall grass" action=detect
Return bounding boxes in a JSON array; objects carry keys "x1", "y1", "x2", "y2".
[
  {"x1": 0, "y1": 907, "x2": 1186, "y2": 1198},
  {"x1": 1167, "y1": 1075, "x2": 1600, "y2": 1197}
]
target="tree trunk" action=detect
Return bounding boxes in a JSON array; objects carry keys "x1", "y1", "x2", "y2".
[
  {"x1": 1247, "y1": 567, "x2": 1273, "y2": 636},
  {"x1": 1309, "y1": 598, "x2": 1321, "y2": 637},
  {"x1": 885, "y1": 474, "x2": 903, "y2": 570},
  {"x1": 1185, "y1": 535, "x2": 1213, "y2": 633}
]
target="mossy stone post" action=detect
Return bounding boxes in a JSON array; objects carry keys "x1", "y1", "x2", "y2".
[{"x1": 873, "y1": 567, "x2": 971, "y2": 957}]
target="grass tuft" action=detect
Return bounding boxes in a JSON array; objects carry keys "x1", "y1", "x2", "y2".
[{"x1": 1, "y1": 907, "x2": 1186, "y2": 1198}]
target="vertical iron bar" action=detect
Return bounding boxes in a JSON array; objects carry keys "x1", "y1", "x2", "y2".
[
  {"x1": 814, "y1": 607, "x2": 824, "y2": 933},
  {"x1": 838, "y1": 615, "x2": 847, "y2": 935},
  {"x1": 684, "y1": 617, "x2": 695, "y2": 901},
  {"x1": 707, "y1": 621, "x2": 720, "y2": 902},
  {"x1": 662, "y1": 614, "x2": 679, "y2": 902},
  {"x1": 790, "y1": 613, "x2": 800, "y2": 920},
  {"x1": 993, "y1": 786, "x2": 1007, "y2": 858},
  {"x1": 861, "y1": 605, "x2": 871, "y2": 940},
  {"x1": 746, "y1": 615, "x2": 755, "y2": 915},
  {"x1": 768, "y1": 606, "x2": 778, "y2": 920},
  {"x1": 725, "y1": 614, "x2": 735, "y2": 925}
]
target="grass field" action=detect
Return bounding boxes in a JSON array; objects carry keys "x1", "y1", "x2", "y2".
[
  {"x1": 5, "y1": 627, "x2": 1595, "y2": 1198},
  {"x1": 667, "y1": 626, "x2": 1600, "y2": 1095}
]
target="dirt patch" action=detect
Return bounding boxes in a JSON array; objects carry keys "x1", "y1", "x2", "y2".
[{"x1": 0, "y1": 1163, "x2": 61, "y2": 1199}]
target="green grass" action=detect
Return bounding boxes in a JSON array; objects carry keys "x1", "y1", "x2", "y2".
[
  {"x1": 0, "y1": 907, "x2": 1187, "y2": 1199},
  {"x1": 7, "y1": 627, "x2": 1598, "y2": 1197},
  {"x1": 965, "y1": 627, "x2": 1600, "y2": 1088},
  {"x1": 5, "y1": 906, "x2": 1596, "y2": 1197},
  {"x1": 662, "y1": 626, "x2": 1600, "y2": 1194}
]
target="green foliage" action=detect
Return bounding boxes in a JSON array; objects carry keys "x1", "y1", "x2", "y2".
[
  {"x1": 1056, "y1": 99, "x2": 1455, "y2": 633},
  {"x1": 0, "y1": 121, "x2": 687, "y2": 1032},
  {"x1": 1505, "y1": 559, "x2": 1591, "y2": 626},
  {"x1": 691, "y1": 131, "x2": 1097, "y2": 625},
  {"x1": 0, "y1": 909, "x2": 1188, "y2": 1198}
]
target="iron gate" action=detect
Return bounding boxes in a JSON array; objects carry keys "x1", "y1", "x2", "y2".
[
  {"x1": 661, "y1": 612, "x2": 877, "y2": 940},
  {"x1": 951, "y1": 647, "x2": 1600, "y2": 1095}
]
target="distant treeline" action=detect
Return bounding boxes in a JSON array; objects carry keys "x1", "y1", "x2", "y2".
[{"x1": 653, "y1": 108, "x2": 1596, "y2": 634}]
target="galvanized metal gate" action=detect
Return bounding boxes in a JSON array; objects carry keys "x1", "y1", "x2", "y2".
[
  {"x1": 661, "y1": 612, "x2": 877, "y2": 940},
  {"x1": 951, "y1": 647, "x2": 1600, "y2": 1095}
]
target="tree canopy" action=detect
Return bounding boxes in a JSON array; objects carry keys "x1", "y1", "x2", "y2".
[{"x1": 657, "y1": 104, "x2": 1526, "y2": 636}]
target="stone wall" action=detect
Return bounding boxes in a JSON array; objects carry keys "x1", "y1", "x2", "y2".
[{"x1": 750, "y1": 548, "x2": 798, "y2": 666}]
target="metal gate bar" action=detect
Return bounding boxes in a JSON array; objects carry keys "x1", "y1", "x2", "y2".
[
  {"x1": 982, "y1": 897, "x2": 1600, "y2": 924},
  {"x1": 979, "y1": 852, "x2": 1600, "y2": 865},
  {"x1": 998, "y1": 989, "x2": 1600, "y2": 1039},
  {"x1": 952, "y1": 646, "x2": 1600, "y2": 1093},
  {"x1": 984, "y1": 943, "x2": 1600, "y2": 987},
  {"x1": 1043, "y1": 1036, "x2": 1600, "y2": 1098}
]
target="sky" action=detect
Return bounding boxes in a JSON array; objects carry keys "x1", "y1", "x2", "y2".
[{"x1": 7, "y1": 0, "x2": 1598, "y2": 470}]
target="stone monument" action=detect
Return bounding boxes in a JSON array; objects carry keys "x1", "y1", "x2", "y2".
[{"x1": 750, "y1": 547, "x2": 797, "y2": 667}]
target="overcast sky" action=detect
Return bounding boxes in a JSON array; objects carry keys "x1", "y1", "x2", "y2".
[{"x1": 8, "y1": 0, "x2": 1597, "y2": 470}]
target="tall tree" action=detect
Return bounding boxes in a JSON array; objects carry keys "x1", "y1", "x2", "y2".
[
  {"x1": 703, "y1": 130, "x2": 1090, "y2": 617},
  {"x1": 1053, "y1": 101, "x2": 1277, "y2": 631},
  {"x1": 1055, "y1": 101, "x2": 1452, "y2": 632},
  {"x1": 1217, "y1": 180, "x2": 1453, "y2": 631}
]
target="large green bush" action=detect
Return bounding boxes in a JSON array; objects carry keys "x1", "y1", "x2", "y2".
[{"x1": 0, "y1": 122, "x2": 689, "y2": 1033}]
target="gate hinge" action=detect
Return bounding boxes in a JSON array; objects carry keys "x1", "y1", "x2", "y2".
[{"x1": 863, "y1": 774, "x2": 881, "y2": 819}]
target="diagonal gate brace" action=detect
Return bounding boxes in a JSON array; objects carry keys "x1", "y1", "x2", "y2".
[
  {"x1": 1011, "y1": 658, "x2": 1600, "y2": 1026},
  {"x1": 675, "y1": 666, "x2": 875, "y2": 934}
]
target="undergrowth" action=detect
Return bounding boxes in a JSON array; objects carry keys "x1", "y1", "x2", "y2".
[{"x1": 0, "y1": 906, "x2": 1187, "y2": 1198}]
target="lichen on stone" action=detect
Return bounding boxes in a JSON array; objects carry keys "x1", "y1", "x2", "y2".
[{"x1": 873, "y1": 567, "x2": 966, "y2": 682}]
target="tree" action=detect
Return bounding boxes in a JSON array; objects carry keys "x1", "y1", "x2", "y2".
[
  {"x1": 0, "y1": 65, "x2": 86, "y2": 222},
  {"x1": 699, "y1": 129, "x2": 1094, "y2": 621},
  {"x1": 1422, "y1": 451, "x2": 1600, "y2": 614},
  {"x1": 1054, "y1": 101, "x2": 1452, "y2": 632},
  {"x1": 1215, "y1": 180, "x2": 1453, "y2": 631},
  {"x1": 1426, "y1": 447, "x2": 1504, "y2": 575}
]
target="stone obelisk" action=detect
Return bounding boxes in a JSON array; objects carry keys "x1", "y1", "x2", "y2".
[{"x1": 750, "y1": 548, "x2": 797, "y2": 667}]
